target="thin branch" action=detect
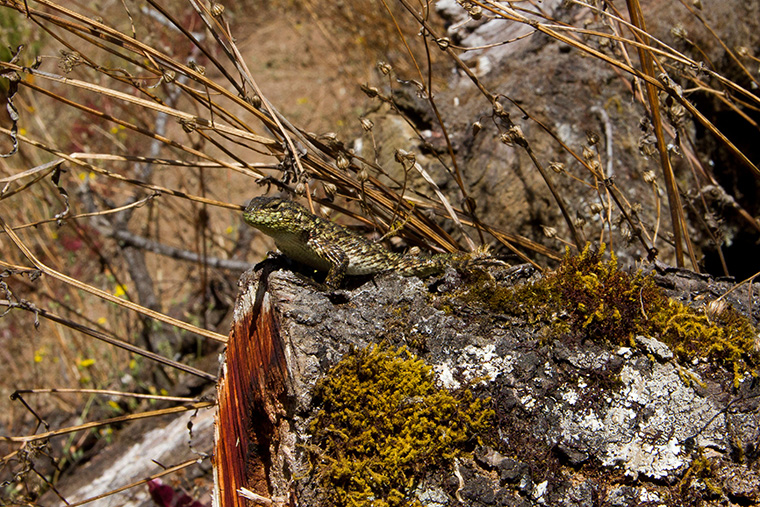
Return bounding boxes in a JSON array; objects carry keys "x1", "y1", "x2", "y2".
[
  {"x1": 0, "y1": 216, "x2": 228, "y2": 343},
  {"x1": 65, "y1": 458, "x2": 202, "y2": 507},
  {"x1": 13, "y1": 388, "x2": 204, "y2": 403},
  {"x1": 0, "y1": 298, "x2": 218, "y2": 380},
  {"x1": 109, "y1": 227, "x2": 252, "y2": 272},
  {"x1": 0, "y1": 401, "x2": 213, "y2": 442}
]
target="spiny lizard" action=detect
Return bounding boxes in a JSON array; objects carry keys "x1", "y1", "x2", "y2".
[{"x1": 243, "y1": 196, "x2": 475, "y2": 287}]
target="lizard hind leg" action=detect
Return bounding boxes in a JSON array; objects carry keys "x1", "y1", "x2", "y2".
[
  {"x1": 324, "y1": 264, "x2": 347, "y2": 288},
  {"x1": 308, "y1": 237, "x2": 349, "y2": 288}
]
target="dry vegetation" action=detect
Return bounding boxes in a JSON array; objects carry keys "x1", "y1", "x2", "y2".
[{"x1": 0, "y1": 0, "x2": 758, "y2": 504}]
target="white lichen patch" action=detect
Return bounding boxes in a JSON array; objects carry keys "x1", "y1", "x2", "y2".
[
  {"x1": 580, "y1": 410, "x2": 605, "y2": 432},
  {"x1": 415, "y1": 486, "x2": 449, "y2": 507},
  {"x1": 435, "y1": 362, "x2": 458, "y2": 389},
  {"x1": 559, "y1": 361, "x2": 726, "y2": 480},
  {"x1": 561, "y1": 388, "x2": 579, "y2": 405},
  {"x1": 531, "y1": 480, "x2": 548, "y2": 502},
  {"x1": 433, "y1": 343, "x2": 515, "y2": 389},
  {"x1": 520, "y1": 394, "x2": 537, "y2": 410},
  {"x1": 639, "y1": 488, "x2": 665, "y2": 505}
]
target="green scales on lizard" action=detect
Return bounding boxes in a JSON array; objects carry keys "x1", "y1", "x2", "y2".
[{"x1": 243, "y1": 196, "x2": 472, "y2": 287}]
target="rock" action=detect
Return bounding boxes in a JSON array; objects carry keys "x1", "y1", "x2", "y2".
[
  {"x1": 717, "y1": 463, "x2": 760, "y2": 501},
  {"x1": 213, "y1": 260, "x2": 760, "y2": 506},
  {"x1": 634, "y1": 335, "x2": 674, "y2": 361},
  {"x1": 39, "y1": 403, "x2": 215, "y2": 507},
  {"x1": 431, "y1": 0, "x2": 760, "y2": 274}
]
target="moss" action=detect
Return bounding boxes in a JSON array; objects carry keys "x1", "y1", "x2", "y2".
[
  {"x1": 456, "y1": 244, "x2": 759, "y2": 383},
  {"x1": 309, "y1": 344, "x2": 493, "y2": 507},
  {"x1": 679, "y1": 448, "x2": 724, "y2": 499}
]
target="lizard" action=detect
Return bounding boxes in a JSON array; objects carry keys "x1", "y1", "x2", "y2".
[{"x1": 243, "y1": 196, "x2": 477, "y2": 288}]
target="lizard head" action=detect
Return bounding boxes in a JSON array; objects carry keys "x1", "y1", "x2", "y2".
[{"x1": 243, "y1": 196, "x2": 312, "y2": 233}]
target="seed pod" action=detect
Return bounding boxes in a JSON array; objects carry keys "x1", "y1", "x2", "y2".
[
  {"x1": 620, "y1": 224, "x2": 633, "y2": 242},
  {"x1": 377, "y1": 61, "x2": 392, "y2": 75},
  {"x1": 323, "y1": 182, "x2": 337, "y2": 198},
  {"x1": 360, "y1": 117, "x2": 374, "y2": 132},
  {"x1": 550, "y1": 162, "x2": 565, "y2": 174},
  {"x1": 506, "y1": 125, "x2": 527, "y2": 148},
  {"x1": 336, "y1": 153, "x2": 350, "y2": 170},
  {"x1": 188, "y1": 61, "x2": 205, "y2": 75},
  {"x1": 247, "y1": 94, "x2": 262, "y2": 108},
  {"x1": 542, "y1": 225, "x2": 557, "y2": 238},
  {"x1": 394, "y1": 149, "x2": 416, "y2": 166},
  {"x1": 706, "y1": 299, "x2": 727, "y2": 321},
  {"x1": 361, "y1": 84, "x2": 380, "y2": 98}
]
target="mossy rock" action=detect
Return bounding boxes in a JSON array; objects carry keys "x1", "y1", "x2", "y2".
[{"x1": 309, "y1": 344, "x2": 493, "y2": 507}]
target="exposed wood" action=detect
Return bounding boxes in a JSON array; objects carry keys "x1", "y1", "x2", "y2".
[{"x1": 214, "y1": 265, "x2": 290, "y2": 507}]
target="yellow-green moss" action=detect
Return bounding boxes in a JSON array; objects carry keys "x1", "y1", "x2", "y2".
[
  {"x1": 679, "y1": 448, "x2": 724, "y2": 498},
  {"x1": 309, "y1": 344, "x2": 493, "y2": 507},
  {"x1": 457, "y1": 244, "x2": 759, "y2": 383}
]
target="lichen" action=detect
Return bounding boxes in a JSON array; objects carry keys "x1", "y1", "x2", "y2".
[
  {"x1": 455, "y1": 244, "x2": 759, "y2": 383},
  {"x1": 309, "y1": 344, "x2": 493, "y2": 507}
]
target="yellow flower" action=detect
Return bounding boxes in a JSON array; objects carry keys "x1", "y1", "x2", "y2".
[{"x1": 114, "y1": 284, "x2": 127, "y2": 298}]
